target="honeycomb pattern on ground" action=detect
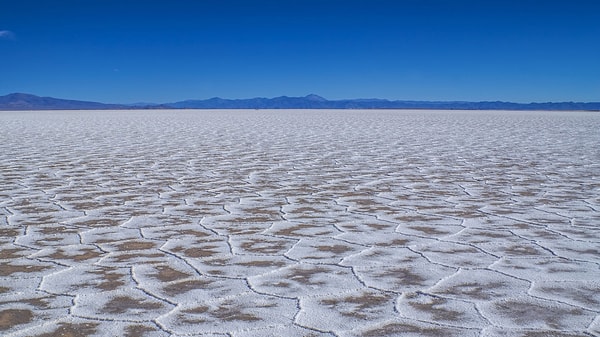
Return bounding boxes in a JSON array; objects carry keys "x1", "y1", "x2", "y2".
[{"x1": 1, "y1": 109, "x2": 599, "y2": 336}]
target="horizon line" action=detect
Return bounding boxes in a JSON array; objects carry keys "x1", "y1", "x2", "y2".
[{"x1": 4, "y1": 92, "x2": 600, "y2": 105}]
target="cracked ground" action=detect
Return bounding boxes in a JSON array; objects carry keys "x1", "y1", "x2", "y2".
[{"x1": 1, "y1": 109, "x2": 599, "y2": 337}]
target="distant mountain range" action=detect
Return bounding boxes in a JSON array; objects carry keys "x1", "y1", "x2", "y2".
[
  {"x1": 1, "y1": 93, "x2": 599, "y2": 111},
  {"x1": 0, "y1": 93, "x2": 130, "y2": 110}
]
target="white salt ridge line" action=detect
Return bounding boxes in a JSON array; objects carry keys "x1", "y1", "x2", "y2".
[
  {"x1": 119, "y1": 215, "x2": 165, "y2": 229},
  {"x1": 0, "y1": 214, "x2": 11, "y2": 228},
  {"x1": 588, "y1": 316, "x2": 600, "y2": 336}
]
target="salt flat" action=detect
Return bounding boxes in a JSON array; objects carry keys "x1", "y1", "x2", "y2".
[{"x1": 0, "y1": 109, "x2": 599, "y2": 336}]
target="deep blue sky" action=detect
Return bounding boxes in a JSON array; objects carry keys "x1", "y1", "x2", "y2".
[{"x1": 1, "y1": 0, "x2": 599, "y2": 103}]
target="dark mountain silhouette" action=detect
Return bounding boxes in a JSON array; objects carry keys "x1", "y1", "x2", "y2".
[
  {"x1": 0, "y1": 93, "x2": 131, "y2": 110},
  {"x1": 1, "y1": 93, "x2": 599, "y2": 111},
  {"x1": 165, "y1": 95, "x2": 600, "y2": 110}
]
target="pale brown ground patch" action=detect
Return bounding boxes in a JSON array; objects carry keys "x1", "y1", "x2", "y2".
[
  {"x1": 402, "y1": 293, "x2": 463, "y2": 321},
  {"x1": 361, "y1": 321, "x2": 461, "y2": 337},
  {"x1": 0, "y1": 261, "x2": 51, "y2": 276},
  {"x1": 320, "y1": 292, "x2": 391, "y2": 320},
  {"x1": 42, "y1": 247, "x2": 103, "y2": 262},
  {"x1": 0, "y1": 247, "x2": 30, "y2": 259},
  {"x1": 151, "y1": 264, "x2": 193, "y2": 282},
  {"x1": 124, "y1": 324, "x2": 159, "y2": 337},
  {"x1": 0, "y1": 309, "x2": 33, "y2": 331},
  {"x1": 115, "y1": 240, "x2": 157, "y2": 251},
  {"x1": 101, "y1": 296, "x2": 164, "y2": 315},
  {"x1": 34, "y1": 322, "x2": 99, "y2": 337},
  {"x1": 180, "y1": 303, "x2": 261, "y2": 323},
  {"x1": 86, "y1": 266, "x2": 129, "y2": 291},
  {"x1": 162, "y1": 279, "x2": 214, "y2": 297}
]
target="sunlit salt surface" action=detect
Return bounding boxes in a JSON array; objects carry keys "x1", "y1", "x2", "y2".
[{"x1": 1, "y1": 109, "x2": 599, "y2": 336}]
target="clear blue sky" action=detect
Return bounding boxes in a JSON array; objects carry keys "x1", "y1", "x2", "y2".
[{"x1": 1, "y1": 0, "x2": 599, "y2": 103}]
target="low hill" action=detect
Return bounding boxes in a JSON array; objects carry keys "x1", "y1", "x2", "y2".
[{"x1": 0, "y1": 93, "x2": 129, "y2": 110}]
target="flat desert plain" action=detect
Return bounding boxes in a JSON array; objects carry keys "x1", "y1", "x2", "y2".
[{"x1": 0, "y1": 109, "x2": 599, "y2": 337}]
